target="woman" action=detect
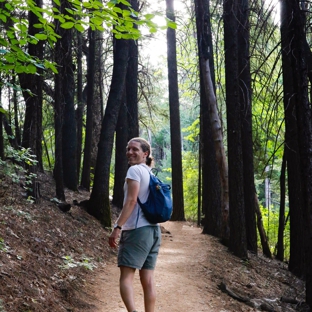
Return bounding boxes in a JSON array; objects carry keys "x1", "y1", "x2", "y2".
[{"x1": 109, "y1": 137, "x2": 161, "y2": 312}]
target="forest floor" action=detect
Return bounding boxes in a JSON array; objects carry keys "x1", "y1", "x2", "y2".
[{"x1": 0, "y1": 172, "x2": 309, "y2": 312}]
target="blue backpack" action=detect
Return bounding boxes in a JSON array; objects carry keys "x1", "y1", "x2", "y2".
[{"x1": 138, "y1": 168, "x2": 173, "y2": 223}]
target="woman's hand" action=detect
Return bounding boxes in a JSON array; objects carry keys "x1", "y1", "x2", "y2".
[{"x1": 108, "y1": 228, "x2": 120, "y2": 248}]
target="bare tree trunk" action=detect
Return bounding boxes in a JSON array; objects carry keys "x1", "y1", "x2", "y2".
[
  {"x1": 195, "y1": 0, "x2": 222, "y2": 237},
  {"x1": 280, "y1": 0, "x2": 305, "y2": 278},
  {"x1": 166, "y1": 0, "x2": 185, "y2": 221},
  {"x1": 81, "y1": 27, "x2": 95, "y2": 190},
  {"x1": 255, "y1": 194, "x2": 272, "y2": 258},
  {"x1": 224, "y1": 0, "x2": 247, "y2": 258},
  {"x1": 276, "y1": 151, "x2": 286, "y2": 261},
  {"x1": 88, "y1": 37, "x2": 129, "y2": 226},
  {"x1": 238, "y1": 0, "x2": 257, "y2": 254}
]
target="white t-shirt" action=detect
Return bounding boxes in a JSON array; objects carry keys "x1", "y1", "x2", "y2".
[{"x1": 122, "y1": 164, "x2": 157, "y2": 230}]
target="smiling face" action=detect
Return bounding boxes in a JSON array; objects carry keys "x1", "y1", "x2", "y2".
[{"x1": 126, "y1": 140, "x2": 149, "y2": 166}]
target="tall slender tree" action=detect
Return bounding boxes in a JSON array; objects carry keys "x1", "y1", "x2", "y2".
[
  {"x1": 166, "y1": 0, "x2": 185, "y2": 221},
  {"x1": 81, "y1": 27, "x2": 96, "y2": 190},
  {"x1": 224, "y1": 0, "x2": 247, "y2": 258},
  {"x1": 287, "y1": 0, "x2": 312, "y2": 304},
  {"x1": 195, "y1": 0, "x2": 222, "y2": 236},
  {"x1": 280, "y1": 0, "x2": 305, "y2": 277},
  {"x1": 88, "y1": 36, "x2": 129, "y2": 226},
  {"x1": 237, "y1": 0, "x2": 257, "y2": 253}
]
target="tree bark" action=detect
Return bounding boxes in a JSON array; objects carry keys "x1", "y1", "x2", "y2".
[
  {"x1": 81, "y1": 27, "x2": 96, "y2": 190},
  {"x1": 166, "y1": 0, "x2": 185, "y2": 221},
  {"x1": 280, "y1": 0, "x2": 305, "y2": 278},
  {"x1": 224, "y1": 0, "x2": 247, "y2": 258},
  {"x1": 288, "y1": 0, "x2": 312, "y2": 304},
  {"x1": 88, "y1": 37, "x2": 129, "y2": 226},
  {"x1": 112, "y1": 97, "x2": 129, "y2": 209},
  {"x1": 238, "y1": 0, "x2": 257, "y2": 254},
  {"x1": 195, "y1": 0, "x2": 222, "y2": 237},
  {"x1": 276, "y1": 151, "x2": 286, "y2": 261}
]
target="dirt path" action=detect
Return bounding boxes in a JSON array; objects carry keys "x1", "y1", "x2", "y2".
[
  {"x1": 84, "y1": 221, "x2": 306, "y2": 312},
  {"x1": 87, "y1": 221, "x2": 232, "y2": 312}
]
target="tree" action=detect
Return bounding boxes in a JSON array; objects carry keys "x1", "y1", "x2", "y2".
[
  {"x1": 112, "y1": 0, "x2": 139, "y2": 209},
  {"x1": 237, "y1": 0, "x2": 257, "y2": 253},
  {"x1": 88, "y1": 36, "x2": 129, "y2": 226},
  {"x1": 194, "y1": 0, "x2": 222, "y2": 236},
  {"x1": 280, "y1": 0, "x2": 305, "y2": 277},
  {"x1": 166, "y1": 0, "x2": 185, "y2": 221},
  {"x1": 224, "y1": 0, "x2": 247, "y2": 258},
  {"x1": 81, "y1": 27, "x2": 96, "y2": 190},
  {"x1": 287, "y1": 0, "x2": 312, "y2": 304},
  {"x1": 60, "y1": 7, "x2": 77, "y2": 191}
]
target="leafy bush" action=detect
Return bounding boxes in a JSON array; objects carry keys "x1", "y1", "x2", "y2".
[
  {"x1": 259, "y1": 204, "x2": 290, "y2": 260},
  {"x1": 182, "y1": 151, "x2": 199, "y2": 222}
]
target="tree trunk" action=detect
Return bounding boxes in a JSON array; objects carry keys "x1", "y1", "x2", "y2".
[
  {"x1": 238, "y1": 0, "x2": 257, "y2": 254},
  {"x1": 255, "y1": 193, "x2": 272, "y2": 258},
  {"x1": 276, "y1": 151, "x2": 286, "y2": 261},
  {"x1": 90, "y1": 29, "x2": 104, "y2": 178},
  {"x1": 76, "y1": 30, "x2": 84, "y2": 182},
  {"x1": 88, "y1": 37, "x2": 129, "y2": 226},
  {"x1": 166, "y1": 0, "x2": 185, "y2": 221},
  {"x1": 224, "y1": 0, "x2": 247, "y2": 259},
  {"x1": 81, "y1": 27, "x2": 96, "y2": 190},
  {"x1": 288, "y1": 0, "x2": 312, "y2": 304},
  {"x1": 126, "y1": 0, "x2": 139, "y2": 140},
  {"x1": 280, "y1": 0, "x2": 305, "y2": 278},
  {"x1": 61, "y1": 18, "x2": 77, "y2": 191},
  {"x1": 195, "y1": 0, "x2": 222, "y2": 237},
  {"x1": 112, "y1": 97, "x2": 129, "y2": 209}
]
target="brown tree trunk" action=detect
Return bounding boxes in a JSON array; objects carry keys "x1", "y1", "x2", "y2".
[
  {"x1": 288, "y1": 0, "x2": 312, "y2": 304},
  {"x1": 81, "y1": 27, "x2": 95, "y2": 191},
  {"x1": 255, "y1": 193, "x2": 272, "y2": 258},
  {"x1": 280, "y1": 0, "x2": 305, "y2": 278},
  {"x1": 195, "y1": 0, "x2": 222, "y2": 237},
  {"x1": 76, "y1": 30, "x2": 84, "y2": 182},
  {"x1": 238, "y1": 0, "x2": 257, "y2": 254},
  {"x1": 166, "y1": 0, "x2": 185, "y2": 221},
  {"x1": 276, "y1": 151, "x2": 286, "y2": 261},
  {"x1": 112, "y1": 96, "x2": 128, "y2": 209},
  {"x1": 224, "y1": 0, "x2": 247, "y2": 259},
  {"x1": 88, "y1": 37, "x2": 129, "y2": 226}
]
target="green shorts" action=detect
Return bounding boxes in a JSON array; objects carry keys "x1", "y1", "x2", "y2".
[{"x1": 118, "y1": 226, "x2": 161, "y2": 270}]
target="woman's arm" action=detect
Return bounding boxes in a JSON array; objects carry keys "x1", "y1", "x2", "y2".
[{"x1": 108, "y1": 178, "x2": 139, "y2": 248}]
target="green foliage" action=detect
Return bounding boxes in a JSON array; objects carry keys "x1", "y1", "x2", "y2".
[
  {"x1": 182, "y1": 151, "x2": 198, "y2": 222},
  {"x1": 60, "y1": 255, "x2": 97, "y2": 270},
  {"x1": 259, "y1": 204, "x2": 290, "y2": 260},
  {"x1": 0, "y1": 146, "x2": 38, "y2": 197}
]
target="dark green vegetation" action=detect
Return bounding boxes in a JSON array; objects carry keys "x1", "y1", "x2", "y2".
[{"x1": 0, "y1": 0, "x2": 312, "y2": 309}]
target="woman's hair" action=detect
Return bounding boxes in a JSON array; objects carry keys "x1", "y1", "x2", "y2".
[{"x1": 128, "y1": 137, "x2": 154, "y2": 166}]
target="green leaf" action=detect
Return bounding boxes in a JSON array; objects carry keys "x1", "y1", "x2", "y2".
[
  {"x1": 0, "y1": 14, "x2": 7, "y2": 23},
  {"x1": 26, "y1": 63, "x2": 37, "y2": 74},
  {"x1": 113, "y1": 6, "x2": 122, "y2": 14},
  {"x1": 119, "y1": 0, "x2": 130, "y2": 5},
  {"x1": 35, "y1": 33, "x2": 48, "y2": 40},
  {"x1": 74, "y1": 23, "x2": 85, "y2": 32},
  {"x1": 15, "y1": 64, "x2": 26, "y2": 74},
  {"x1": 33, "y1": 23, "x2": 43, "y2": 29},
  {"x1": 44, "y1": 60, "x2": 58, "y2": 73},
  {"x1": 60, "y1": 21, "x2": 74, "y2": 29},
  {"x1": 144, "y1": 13, "x2": 154, "y2": 20},
  {"x1": 0, "y1": 107, "x2": 8, "y2": 116},
  {"x1": 167, "y1": 20, "x2": 177, "y2": 29},
  {"x1": 53, "y1": 0, "x2": 60, "y2": 6}
]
